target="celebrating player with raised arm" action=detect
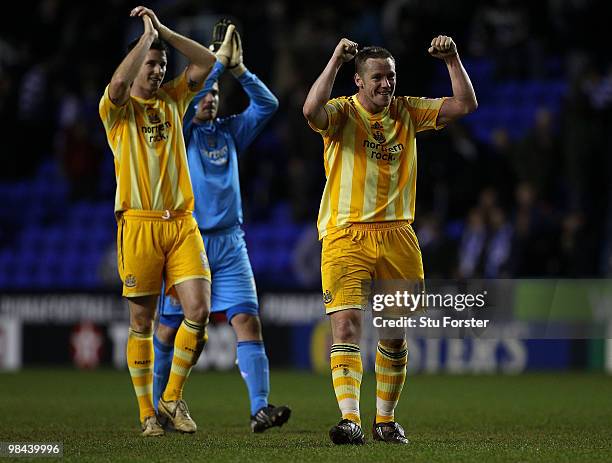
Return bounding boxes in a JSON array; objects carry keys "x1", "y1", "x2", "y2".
[
  {"x1": 152, "y1": 20, "x2": 291, "y2": 433},
  {"x1": 303, "y1": 36, "x2": 477, "y2": 444},
  {"x1": 99, "y1": 6, "x2": 217, "y2": 436}
]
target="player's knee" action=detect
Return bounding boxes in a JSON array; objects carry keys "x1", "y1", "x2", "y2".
[
  {"x1": 331, "y1": 313, "x2": 362, "y2": 343},
  {"x1": 180, "y1": 295, "x2": 210, "y2": 324},
  {"x1": 130, "y1": 315, "x2": 154, "y2": 333},
  {"x1": 231, "y1": 313, "x2": 262, "y2": 340},
  {"x1": 176, "y1": 279, "x2": 211, "y2": 323},
  {"x1": 128, "y1": 296, "x2": 157, "y2": 332},
  {"x1": 188, "y1": 302, "x2": 210, "y2": 324},
  {"x1": 334, "y1": 324, "x2": 359, "y2": 343}
]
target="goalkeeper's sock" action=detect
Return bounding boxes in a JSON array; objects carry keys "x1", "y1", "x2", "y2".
[
  {"x1": 126, "y1": 328, "x2": 154, "y2": 422},
  {"x1": 330, "y1": 343, "x2": 362, "y2": 426},
  {"x1": 236, "y1": 341, "x2": 270, "y2": 415},
  {"x1": 375, "y1": 341, "x2": 408, "y2": 424},
  {"x1": 162, "y1": 319, "x2": 207, "y2": 402},
  {"x1": 152, "y1": 334, "x2": 173, "y2": 411}
]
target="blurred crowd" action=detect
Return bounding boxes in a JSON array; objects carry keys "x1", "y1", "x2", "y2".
[{"x1": 1, "y1": 0, "x2": 610, "y2": 288}]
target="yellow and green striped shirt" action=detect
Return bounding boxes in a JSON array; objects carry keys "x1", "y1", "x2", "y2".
[
  {"x1": 99, "y1": 72, "x2": 197, "y2": 213},
  {"x1": 310, "y1": 94, "x2": 445, "y2": 239}
]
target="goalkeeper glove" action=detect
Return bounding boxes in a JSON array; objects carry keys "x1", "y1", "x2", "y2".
[{"x1": 210, "y1": 18, "x2": 231, "y2": 52}]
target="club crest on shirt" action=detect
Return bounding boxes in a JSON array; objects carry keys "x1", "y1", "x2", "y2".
[
  {"x1": 141, "y1": 107, "x2": 170, "y2": 144},
  {"x1": 371, "y1": 121, "x2": 383, "y2": 130},
  {"x1": 145, "y1": 106, "x2": 161, "y2": 124},
  {"x1": 373, "y1": 131, "x2": 386, "y2": 144},
  {"x1": 206, "y1": 135, "x2": 217, "y2": 148},
  {"x1": 323, "y1": 290, "x2": 333, "y2": 304},
  {"x1": 125, "y1": 274, "x2": 137, "y2": 288}
]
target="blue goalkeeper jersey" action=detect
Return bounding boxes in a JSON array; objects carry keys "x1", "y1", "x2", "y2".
[{"x1": 183, "y1": 61, "x2": 278, "y2": 232}]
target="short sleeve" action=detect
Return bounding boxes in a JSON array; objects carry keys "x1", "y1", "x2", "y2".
[
  {"x1": 99, "y1": 85, "x2": 126, "y2": 137},
  {"x1": 401, "y1": 96, "x2": 447, "y2": 132},
  {"x1": 307, "y1": 97, "x2": 348, "y2": 137}
]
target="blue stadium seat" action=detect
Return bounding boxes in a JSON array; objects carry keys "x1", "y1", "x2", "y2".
[
  {"x1": 473, "y1": 126, "x2": 492, "y2": 144},
  {"x1": 43, "y1": 228, "x2": 68, "y2": 253},
  {"x1": 463, "y1": 59, "x2": 493, "y2": 82},
  {"x1": 272, "y1": 202, "x2": 292, "y2": 224},
  {"x1": 36, "y1": 270, "x2": 56, "y2": 289},
  {"x1": 498, "y1": 81, "x2": 521, "y2": 103},
  {"x1": 249, "y1": 252, "x2": 267, "y2": 274},
  {"x1": 24, "y1": 203, "x2": 45, "y2": 224},
  {"x1": 445, "y1": 220, "x2": 464, "y2": 241},
  {"x1": 0, "y1": 250, "x2": 14, "y2": 286}
]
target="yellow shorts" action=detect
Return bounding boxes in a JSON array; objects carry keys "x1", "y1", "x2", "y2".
[
  {"x1": 116, "y1": 210, "x2": 211, "y2": 298},
  {"x1": 321, "y1": 221, "x2": 424, "y2": 314}
]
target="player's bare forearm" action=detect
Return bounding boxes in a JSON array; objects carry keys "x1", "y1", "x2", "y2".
[
  {"x1": 130, "y1": 6, "x2": 215, "y2": 89},
  {"x1": 304, "y1": 39, "x2": 357, "y2": 129},
  {"x1": 437, "y1": 54, "x2": 478, "y2": 125},
  {"x1": 427, "y1": 35, "x2": 477, "y2": 125},
  {"x1": 446, "y1": 54, "x2": 477, "y2": 112},
  {"x1": 160, "y1": 28, "x2": 216, "y2": 89},
  {"x1": 109, "y1": 31, "x2": 156, "y2": 106},
  {"x1": 303, "y1": 57, "x2": 342, "y2": 130}
]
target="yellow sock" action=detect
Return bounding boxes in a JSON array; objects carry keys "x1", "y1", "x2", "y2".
[
  {"x1": 126, "y1": 328, "x2": 154, "y2": 422},
  {"x1": 162, "y1": 318, "x2": 207, "y2": 402},
  {"x1": 330, "y1": 343, "x2": 362, "y2": 426},
  {"x1": 375, "y1": 341, "x2": 408, "y2": 424}
]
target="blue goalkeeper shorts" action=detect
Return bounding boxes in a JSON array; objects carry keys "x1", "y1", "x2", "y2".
[{"x1": 158, "y1": 226, "x2": 259, "y2": 327}]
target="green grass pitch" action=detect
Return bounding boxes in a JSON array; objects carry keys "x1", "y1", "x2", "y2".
[{"x1": 1, "y1": 369, "x2": 611, "y2": 462}]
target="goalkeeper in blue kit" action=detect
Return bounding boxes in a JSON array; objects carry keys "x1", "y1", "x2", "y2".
[{"x1": 153, "y1": 20, "x2": 291, "y2": 432}]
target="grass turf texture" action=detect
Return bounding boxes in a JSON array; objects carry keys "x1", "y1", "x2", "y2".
[{"x1": 1, "y1": 370, "x2": 611, "y2": 462}]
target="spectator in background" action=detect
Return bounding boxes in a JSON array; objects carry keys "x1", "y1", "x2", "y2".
[
  {"x1": 482, "y1": 128, "x2": 516, "y2": 209},
  {"x1": 457, "y1": 207, "x2": 487, "y2": 278},
  {"x1": 55, "y1": 73, "x2": 109, "y2": 201},
  {"x1": 557, "y1": 211, "x2": 589, "y2": 276},
  {"x1": 97, "y1": 241, "x2": 121, "y2": 290},
  {"x1": 292, "y1": 225, "x2": 322, "y2": 288},
  {"x1": 484, "y1": 207, "x2": 513, "y2": 278},
  {"x1": 564, "y1": 60, "x2": 612, "y2": 209},
  {"x1": 416, "y1": 214, "x2": 455, "y2": 279},
  {"x1": 56, "y1": 119, "x2": 103, "y2": 201},
  {"x1": 468, "y1": 0, "x2": 543, "y2": 79},
  {"x1": 16, "y1": 60, "x2": 55, "y2": 176},
  {"x1": 444, "y1": 123, "x2": 483, "y2": 219},
  {"x1": 0, "y1": 45, "x2": 22, "y2": 179},
  {"x1": 509, "y1": 182, "x2": 558, "y2": 276},
  {"x1": 512, "y1": 107, "x2": 559, "y2": 203}
]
